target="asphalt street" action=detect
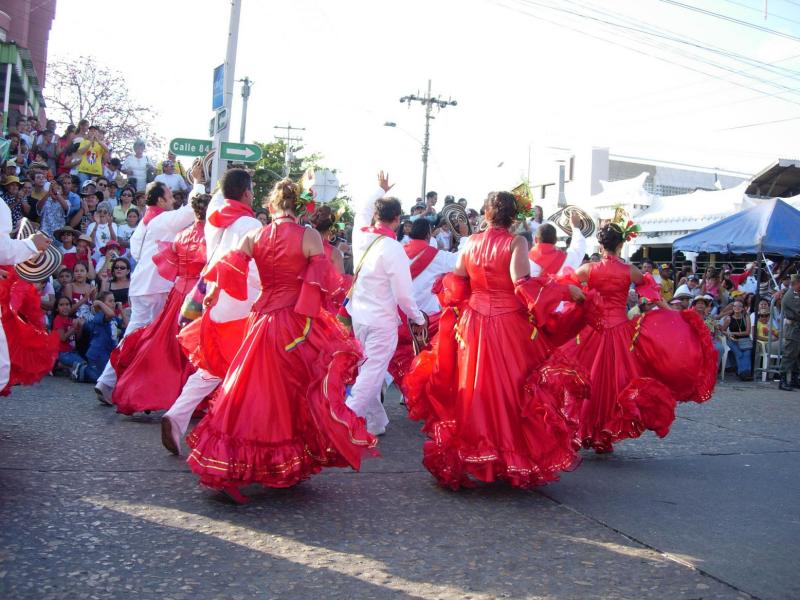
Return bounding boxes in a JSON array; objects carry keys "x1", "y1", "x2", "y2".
[{"x1": 0, "y1": 376, "x2": 797, "y2": 600}]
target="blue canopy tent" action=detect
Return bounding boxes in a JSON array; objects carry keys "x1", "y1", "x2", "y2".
[
  {"x1": 673, "y1": 198, "x2": 800, "y2": 256},
  {"x1": 673, "y1": 198, "x2": 800, "y2": 379}
]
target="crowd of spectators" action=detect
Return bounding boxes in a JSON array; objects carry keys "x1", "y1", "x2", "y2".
[{"x1": 1, "y1": 115, "x2": 192, "y2": 384}]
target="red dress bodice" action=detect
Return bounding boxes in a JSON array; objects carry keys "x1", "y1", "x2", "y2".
[
  {"x1": 173, "y1": 222, "x2": 207, "y2": 293},
  {"x1": 463, "y1": 227, "x2": 521, "y2": 316},
  {"x1": 588, "y1": 256, "x2": 632, "y2": 327},
  {"x1": 252, "y1": 221, "x2": 307, "y2": 314}
]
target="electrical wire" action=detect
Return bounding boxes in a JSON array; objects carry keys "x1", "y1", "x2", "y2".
[
  {"x1": 718, "y1": 0, "x2": 800, "y2": 26},
  {"x1": 718, "y1": 114, "x2": 800, "y2": 130},
  {"x1": 654, "y1": 0, "x2": 800, "y2": 42}
]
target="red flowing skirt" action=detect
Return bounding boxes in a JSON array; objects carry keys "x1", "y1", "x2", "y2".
[
  {"x1": 111, "y1": 281, "x2": 198, "y2": 415},
  {"x1": 1, "y1": 274, "x2": 58, "y2": 396},
  {"x1": 388, "y1": 311, "x2": 440, "y2": 396},
  {"x1": 404, "y1": 305, "x2": 588, "y2": 490},
  {"x1": 561, "y1": 308, "x2": 717, "y2": 452},
  {"x1": 186, "y1": 307, "x2": 378, "y2": 489}
]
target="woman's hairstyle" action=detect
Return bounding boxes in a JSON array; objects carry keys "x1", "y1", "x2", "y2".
[
  {"x1": 596, "y1": 223, "x2": 625, "y2": 252},
  {"x1": 268, "y1": 178, "x2": 299, "y2": 212},
  {"x1": 126, "y1": 208, "x2": 140, "y2": 219},
  {"x1": 483, "y1": 191, "x2": 516, "y2": 228},
  {"x1": 374, "y1": 197, "x2": 402, "y2": 223},
  {"x1": 120, "y1": 185, "x2": 136, "y2": 198},
  {"x1": 145, "y1": 181, "x2": 168, "y2": 206},
  {"x1": 191, "y1": 193, "x2": 212, "y2": 221},
  {"x1": 72, "y1": 261, "x2": 89, "y2": 274},
  {"x1": 309, "y1": 205, "x2": 335, "y2": 233},
  {"x1": 112, "y1": 258, "x2": 131, "y2": 281}
]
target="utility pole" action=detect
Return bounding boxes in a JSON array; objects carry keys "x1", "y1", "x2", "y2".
[
  {"x1": 273, "y1": 123, "x2": 305, "y2": 176},
  {"x1": 399, "y1": 79, "x2": 457, "y2": 201},
  {"x1": 211, "y1": 0, "x2": 241, "y2": 188},
  {"x1": 238, "y1": 77, "x2": 253, "y2": 143}
]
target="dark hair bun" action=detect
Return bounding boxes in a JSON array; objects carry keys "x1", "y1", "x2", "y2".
[
  {"x1": 484, "y1": 191, "x2": 516, "y2": 228},
  {"x1": 310, "y1": 205, "x2": 334, "y2": 232},
  {"x1": 596, "y1": 223, "x2": 624, "y2": 251}
]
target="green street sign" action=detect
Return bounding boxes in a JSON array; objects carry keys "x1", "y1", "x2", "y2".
[
  {"x1": 220, "y1": 142, "x2": 262, "y2": 162},
  {"x1": 170, "y1": 138, "x2": 212, "y2": 157}
]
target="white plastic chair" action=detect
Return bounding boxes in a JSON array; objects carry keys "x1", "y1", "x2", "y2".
[
  {"x1": 717, "y1": 334, "x2": 730, "y2": 381},
  {"x1": 755, "y1": 339, "x2": 782, "y2": 383}
]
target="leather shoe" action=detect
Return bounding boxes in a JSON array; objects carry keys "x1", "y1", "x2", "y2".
[
  {"x1": 94, "y1": 383, "x2": 112, "y2": 406},
  {"x1": 161, "y1": 416, "x2": 182, "y2": 456}
]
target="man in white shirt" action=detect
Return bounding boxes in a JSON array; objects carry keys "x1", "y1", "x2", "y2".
[
  {"x1": 345, "y1": 172, "x2": 425, "y2": 436},
  {"x1": 122, "y1": 140, "x2": 154, "y2": 192},
  {"x1": 528, "y1": 213, "x2": 586, "y2": 277},
  {"x1": 0, "y1": 201, "x2": 51, "y2": 390},
  {"x1": 161, "y1": 168, "x2": 262, "y2": 455},
  {"x1": 154, "y1": 160, "x2": 189, "y2": 194},
  {"x1": 405, "y1": 219, "x2": 458, "y2": 314},
  {"x1": 94, "y1": 179, "x2": 199, "y2": 404}
]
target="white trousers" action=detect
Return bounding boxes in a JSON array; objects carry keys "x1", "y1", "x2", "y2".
[
  {"x1": 0, "y1": 307, "x2": 9, "y2": 391},
  {"x1": 163, "y1": 368, "x2": 220, "y2": 435},
  {"x1": 346, "y1": 323, "x2": 398, "y2": 434},
  {"x1": 96, "y1": 292, "x2": 169, "y2": 390}
]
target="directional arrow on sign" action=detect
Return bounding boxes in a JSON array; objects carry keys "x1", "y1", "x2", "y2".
[{"x1": 219, "y1": 142, "x2": 262, "y2": 162}]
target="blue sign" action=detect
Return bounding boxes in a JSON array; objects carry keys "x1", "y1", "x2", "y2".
[{"x1": 212, "y1": 64, "x2": 224, "y2": 110}]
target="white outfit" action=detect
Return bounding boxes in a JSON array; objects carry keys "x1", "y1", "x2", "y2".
[
  {"x1": 121, "y1": 154, "x2": 154, "y2": 192},
  {"x1": 411, "y1": 247, "x2": 458, "y2": 315},
  {"x1": 529, "y1": 229, "x2": 586, "y2": 277},
  {"x1": 0, "y1": 201, "x2": 39, "y2": 389},
  {"x1": 87, "y1": 222, "x2": 118, "y2": 262},
  {"x1": 435, "y1": 229, "x2": 452, "y2": 251},
  {"x1": 346, "y1": 188, "x2": 424, "y2": 434},
  {"x1": 164, "y1": 191, "x2": 262, "y2": 437},
  {"x1": 95, "y1": 185, "x2": 201, "y2": 392},
  {"x1": 154, "y1": 172, "x2": 189, "y2": 193}
]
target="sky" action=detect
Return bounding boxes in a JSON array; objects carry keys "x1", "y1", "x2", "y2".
[{"x1": 45, "y1": 0, "x2": 800, "y2": 207}]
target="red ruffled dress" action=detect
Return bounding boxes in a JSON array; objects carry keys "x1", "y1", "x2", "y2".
[
  {"x1": 322, "y1": 240, "x2": 351, "y2": 313},
  {"x1": 561, "y1": 256, "x2": 717, "y2": 453},
  {"x1": 111, "y1": 221, "x2": 207, "y2": 414},
  {"x1": 186, "y1": 221, "x2": 378, "y2": 490},
  {"x1": 0, "y1": 268, "x2": 59, "y2": 396},
  {"x1": 403, "y1": 227, "x2": 589, "y2": 490}
]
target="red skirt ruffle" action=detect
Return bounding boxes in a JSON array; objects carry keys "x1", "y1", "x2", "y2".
[
  {"x1": 111, "y1": 282, "x2": 197, "y2": 415},
  {"x1": 404, "y1": 305, "x2": 588, "y2": 490},
  {"x1": 186, "y1": 307, "x2": 378, "y2": 489},
  {"x1": 561, "y1": 308, "x2": 717, "y2": 452},
  {"x1": 1, "y1": 308, "x2": 59, "y2": 396},
  {"x1": 388, "y1": 311, "x2": 441, "y2": 396}
]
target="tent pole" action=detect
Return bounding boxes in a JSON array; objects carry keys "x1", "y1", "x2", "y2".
[{"x1": 750, "y1": 252, "x2": 762, "y2": 379}]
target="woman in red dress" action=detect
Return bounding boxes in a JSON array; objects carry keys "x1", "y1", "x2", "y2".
[
  {"x1": 561, "y1": 222, "x2": 717, "y2": 453},
  {"x1": 110, "y1": 194, "x2": 209, "y2": 415},
  {"x1": 310, "y1": 205, "x2": 351, "y2": 313},
  {"x1": 404, "y1": 191, "x2": 590, "y2": 490},
  {"x1": 187, "y1": 179, "x2": 377, "y2": 502}
]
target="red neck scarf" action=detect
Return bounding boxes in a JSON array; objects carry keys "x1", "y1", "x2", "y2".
[
  {"x1": 142, "y1": 206, "x2": 165, "y2": 225},
  {"x1": 529, "y1": 243, "x2": 567, "y2": 276},
  {"x1": 208, "y1": 199, "x2": 255, "y2": 228},
  {"x1": 405, "y1": 240, "x2": 438, "y2": 280},
  {"x1": 361, "y1": 224, "x2": 397, "y2": 239}
]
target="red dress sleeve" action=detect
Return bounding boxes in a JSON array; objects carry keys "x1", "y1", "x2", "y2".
[
  {"x1": 152, "y1": 241, "x2": 179, "y2": 282},
  {"x1": 295, "y1": 254, "x2": 334, "y2": 317},
  {"x1": 438, "y1": 273, "x2": 471, "y2": 307},
  {"x1": 514, "y1": 276, "x2": 571, "y2": 326},
  {"x1": 204, "y1": 249, "x2": 251, "y2": 301},
  {"x1": 635, "y1": 273, "x2": 661, "y2": 302}
]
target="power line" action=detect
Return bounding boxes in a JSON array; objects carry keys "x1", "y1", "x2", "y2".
[
  {"x1": 493, "y1": 0, "x2": 800, "y2": 107},
  {"x1": 655, "y1": 0, "x2": 800, "y2": 42},
  {"x1": 718, "y1": 114, "x2": 800, "y2": 130},
  {"x1": 718, "y1": 0, "x2": 800, "y2": 26}
]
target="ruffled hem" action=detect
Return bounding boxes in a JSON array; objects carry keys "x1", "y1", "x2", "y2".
[
  {"x1": 205, "y1": 249, "x2": 250, "y2": 301},
  {"x1": 186, "y1": 310, "x2": 377, "y2": 489},
  {"x1": 677, "y1": 309, "x2": 718, "y2": 404},
  {"x1": 580, "y1": 376, "x2": 677, "y2": 453},
  {"x1": 1, "y1": 313, "x2": 58, "y2": 396}
]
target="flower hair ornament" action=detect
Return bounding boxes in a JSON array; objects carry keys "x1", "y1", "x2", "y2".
[
  {"x1": 510, "y1": 181, "x2": 534, "y2": 221},
  {"x1": 610, "y1": 206, "x2": 641, "y2": 242}
]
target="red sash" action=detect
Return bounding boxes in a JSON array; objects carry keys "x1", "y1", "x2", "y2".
[
  {"x1": 208, "y1": 199, "x2": 255, "y2": 228},
  {"x1": 142, "y1": 206, "x2": 165, "y2": 225},
  {"x1": 405, "y1": 240, "x2": 438, "y2": 280},
  {"x1": 361, "y1": 224, "x2": 397, "y2": 238},
  {"x1": 529, "y1": 243, "x2": 567, "y2": 276}
]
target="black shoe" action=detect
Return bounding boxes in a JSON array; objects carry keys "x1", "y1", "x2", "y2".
[{"x1": 779, "y1": 375, "x2": 796, "y2": 391}]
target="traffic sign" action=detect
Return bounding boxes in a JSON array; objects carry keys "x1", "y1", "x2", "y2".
[
  {"x1": 169, "y1": 138, "x2": 212, "y2": 157},
  {"x1": 220, "y1": 142, "x2": 262, "y2": 162},
  {"x1": 215, "y1": 107, "x2": 228, "y2": 134},
  {"x1": 212, "y1": 64, "x2": 224, "y2": 110}
]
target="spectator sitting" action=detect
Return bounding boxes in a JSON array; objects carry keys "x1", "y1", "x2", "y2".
[
  {"x1": 87, "y1": 200, "x2": 118, "y2": 262},
  {"x1": 53, "y1": 297, "x2": 84, "y2": 374},
  {"x1": 96, "y1": 240, "x2": 124, "y2": 279},
  {"x1": 37, "y1": 179, "x2": 69, "y2": 237},
  {"x1": 54, "y1": 267, "x2": 73, "y2": 298},
  {"x1": 156, "y1": 151, "x2": 186, "y2": 178},
  {"x1": 113, "y1": 186, "x2": 136, "y2": 226},
  {"x1": 755, "y1": 301, "x2": 781, "y2": 356},
  {"x1": 54, "y1": 226, "x2": 79, "y2": 255},
  {"x1": 117, "y1": 208, "x2": 139, "y2": 251},
  {"x1": 720, "y1": 298, "x2": 753, "y2": 381},
  {"x1": 153, "y1": 160, "x2": 188, "y2": 194},
  {"x1": 63, "y1": 261, "x2": 97, "y2": 320},
  {"x1": 1, "y1": 176, "x2": 24, "y2": 229},
  {"x1": 62, "y1": 234, "x2": 96, "y2": 271},
  {"x1": 70, "y1": 291, "x2": 128, "y2": 383},
  {"x1": 701, "y1": 266, "x2": 720, "y2": 299},
  {"x1": 100, "y1": 257, "x2": 131, "y2": 307},
  {"x1": 35, "y1": 279, "x2": 56, "y2": 319},
  {"x1": 692, "y1": 295, "x2": 723, "y2": 358}
]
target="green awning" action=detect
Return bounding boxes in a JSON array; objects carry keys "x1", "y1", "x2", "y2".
[{"x1": 0, "y1": 42, "x2": 45, "y2": 115}]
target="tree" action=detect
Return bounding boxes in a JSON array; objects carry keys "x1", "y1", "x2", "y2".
[
  {"x1": 251, "y1": 140, "x2": 325, "y2": 207},
  {"x1": 44, "y1": 56, "x2": 162, "y2": 156}
]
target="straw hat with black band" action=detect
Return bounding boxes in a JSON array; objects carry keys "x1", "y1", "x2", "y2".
[
  {"x1": 546, "y1": 205, "x2": 596, "y2": 238},
  {"x1": 439, "y1": 203, "x2": 473, "y2": 247},
  {"x1": 14, "y1": 219, "x2": 62, "y2": 283}
]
